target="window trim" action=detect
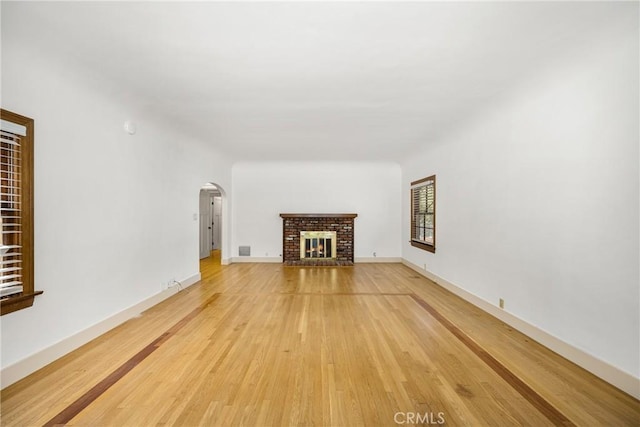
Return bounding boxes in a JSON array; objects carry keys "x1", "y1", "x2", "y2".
[
  {"x1": 410, "y1": 175, "x2": 436, "y2": 253},
  {"x1": 0, "y1": 109, "x2": 41, "y2": 315}
]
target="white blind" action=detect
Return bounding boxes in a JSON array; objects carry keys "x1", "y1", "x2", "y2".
[{"x1": 0, "y1": 130, "x2": 23, "y2": 298}]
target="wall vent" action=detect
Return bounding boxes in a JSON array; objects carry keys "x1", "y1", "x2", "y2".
[{"x1": 239, "y1": 246, "x2": 251, "y2": 256}]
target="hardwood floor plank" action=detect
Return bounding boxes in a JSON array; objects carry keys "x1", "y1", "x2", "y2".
[
  {"x1": 1, "y1": 254, "x2": 638, "y2": 426},
  {"x1": 42, "y1": 293, "x2": 221, "y2": 427},
  {"x1": 409, "y1": 293, "x2": 575, "y2": 426}
]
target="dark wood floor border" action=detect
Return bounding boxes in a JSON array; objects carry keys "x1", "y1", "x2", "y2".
[
  {"x1": 43, "y1": 293, "x2": 220, "y2": 427},
  {"x1": 214, "y1": 292, "x2": 414, "y2": 296},
  {"x1": 409, "y1": 293, "x2": 575, "y2": 427},
  {"x1": 280, "y1": 292, "x2": 413, "y2": 296}
]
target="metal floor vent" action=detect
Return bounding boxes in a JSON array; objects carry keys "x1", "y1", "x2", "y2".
[{"x1": 239, "y1": 246, "x2": 251, "y2": 256}]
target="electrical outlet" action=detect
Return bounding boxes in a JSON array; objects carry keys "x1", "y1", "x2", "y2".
[
  {"x1": 167, "y1": 278, "x2": 183, "y2": 291},
  {"x1": 423, "y1": 263, "x2": 427, "y2": 270},
  {"x1": 499, "y1": 298, "x2": 505, "y2": 309}
]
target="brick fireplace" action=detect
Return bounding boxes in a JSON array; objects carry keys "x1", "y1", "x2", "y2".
[{"x1": 280, "y1": 213, "x2": 357, "y2": 265}]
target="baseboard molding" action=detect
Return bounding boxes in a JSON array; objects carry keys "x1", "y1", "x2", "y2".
[
  {"x1": 401, "y1": 259, "x2": 640, "y2": 400},
  {"x1": 221, "y1": 258, "x2": 231, "y2": 265},
  {"x1": 0, "y1": 272, "x2": 201, "y2": 390},
  {"x1": 230, "y1": 257, "x2": 282, "y2": 263},
  {"x1": 355, "y1": 257, "x2": 402, "y2": 263}
]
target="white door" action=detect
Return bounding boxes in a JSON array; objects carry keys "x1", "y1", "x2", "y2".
[
  {"x1": 199, "y1": 190, "x2": 212, "y2": 259},
  {"x1": 212, "y1": 196, "x2": 222, "y2": 250}
]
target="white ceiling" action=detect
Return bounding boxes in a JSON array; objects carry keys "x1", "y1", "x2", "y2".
[{"x1": 1, "y1": 1, "x2": 631, "y2": 161}]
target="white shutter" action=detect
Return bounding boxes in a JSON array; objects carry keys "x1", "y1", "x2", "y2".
[
  {"x1": 0, "y1": 129, "x2": 23, "y2": 298},
  {"x1": 410, "y1": 176, "x2": 436, "y2": 251},
  {"x1": 0, "y1": 120, "x2": 27, "y2": 137}
]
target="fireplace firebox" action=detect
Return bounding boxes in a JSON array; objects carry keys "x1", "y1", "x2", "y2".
[{"x1": 300, "y1": 231, "x2": 337, "y2": 259}]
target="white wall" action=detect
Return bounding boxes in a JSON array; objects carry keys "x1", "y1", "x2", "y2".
[
  {"x1": 402, "y1": 23, "x2": 639, "y2": 378},
  {"x1": 232, "y1": 162, "x2": 401, "y2": 261},
  {"x1": 0, "y1": 38, "x2": 232, "y2": 377}
]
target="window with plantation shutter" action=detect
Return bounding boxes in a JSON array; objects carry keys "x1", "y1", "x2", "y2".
[
  {"x1": 0, "y1": 109, "x2": 40, "y2": 315},
  {"x1": 410, "y1": 175, "x2": 436, "y2": 253}
]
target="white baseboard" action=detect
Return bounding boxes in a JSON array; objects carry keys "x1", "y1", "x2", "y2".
[
  {"x1": 0, "y1": 272, "x2": 201, "y2": 390},
  {"x1": 355, "y1": 257, "x2": 402, "y2": 263},
  {"x1": 230, "y1": 257, "x2": 282, "y2": 263},
  {"x1": 401, "y1": 259, "x2": 640, "y2": 400},
  {"x1": 221, "y1": 258, "x2": 231, "y2": 265}
]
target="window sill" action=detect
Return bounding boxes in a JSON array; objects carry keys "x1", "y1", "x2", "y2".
[
  {"x1": 411, "y1": 240, "x2": 436, "y2": 253},
  {"x1": 1, "y1": 291, "x2": 43, "y2": 316}
]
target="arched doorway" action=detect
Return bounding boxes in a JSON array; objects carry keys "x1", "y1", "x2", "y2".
[{"x1": 199, "y1": 182, "x2": 224, "y2": 263}]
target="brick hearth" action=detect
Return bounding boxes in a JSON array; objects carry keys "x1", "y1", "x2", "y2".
[{"x1": 280, "y1": 213, "x2": 357, "y2": 265}]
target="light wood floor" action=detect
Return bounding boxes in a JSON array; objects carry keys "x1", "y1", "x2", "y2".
[{"x1": 1, "y1": 252, "x2": 638, "y2": 426}]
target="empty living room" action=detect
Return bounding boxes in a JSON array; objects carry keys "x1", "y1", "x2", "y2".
[{"x1": 0, "y1": 1, "x2": 638, "y2": 426}]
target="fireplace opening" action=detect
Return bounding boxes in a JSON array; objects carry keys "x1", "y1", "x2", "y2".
[{"x1": 300, "y1": 231, "x2": 337, "y2": 259}]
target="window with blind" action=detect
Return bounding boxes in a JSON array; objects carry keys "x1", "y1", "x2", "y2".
[
  {"x1": 410, "y1": 175, "x2": 436, "y2": 253},
  {"x1": 0, "y1": 109, "x2": 40, "y2": 315}
]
